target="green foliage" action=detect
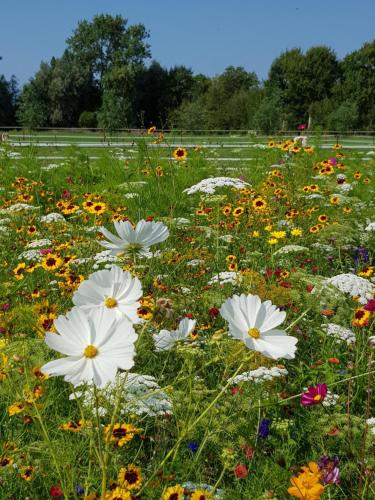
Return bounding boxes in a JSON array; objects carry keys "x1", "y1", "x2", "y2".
[{"x1": 78, "y1": 111, "x2": 98, "y2": 129}]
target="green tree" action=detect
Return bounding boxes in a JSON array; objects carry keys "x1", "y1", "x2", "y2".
[
  {"x1": 0, "y1": 74, "x2": 18, "y2": 126},
  {"x1": 254, "y1": 92, "x2": 284, "y2": 134},
  {"x1": 341, "y1": 40, "x2": 375, "y2": 128},
  {"x1": 134, "y1": 61, "x2": 170, "y2": 127},
  {"x1": 98, "y1": 65, "x2": 137, "y2": 130},
  {"x1": 267, "y1": 47, "x2": 340, "y2": 128},
  {"x1": 17, "y1": 61, "x2": 52, "y2": 127},
  {"x1": 327, "y1": 101, "x2": 359, "y2": 132},
  {"x1": 66, "y1": 14, "x2": 151, "y2": 86}
]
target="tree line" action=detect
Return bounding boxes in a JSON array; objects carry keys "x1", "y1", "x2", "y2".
[{"x1": 1, "y1": 14, "x2": 375, "y2": 132}]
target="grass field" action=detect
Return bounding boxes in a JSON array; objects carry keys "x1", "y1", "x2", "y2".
[{"x1": 0, "y1": 135, "x2": 374, "y2": 499}]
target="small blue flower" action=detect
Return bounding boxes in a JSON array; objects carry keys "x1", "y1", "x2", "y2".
[
  {"x1": 187, "y1": 441, "x2": 199, "y2": 453},
  {"x1": 75, "y1": 484, "x2": 85, "y2": 495},
  {"x1": 258, "y1": 418, "x2": 270, "y2": 439}
]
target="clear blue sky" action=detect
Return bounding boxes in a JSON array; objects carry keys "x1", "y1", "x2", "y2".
[{"x1": 1, "y1": 0, "x2": 375, "y2": 85}]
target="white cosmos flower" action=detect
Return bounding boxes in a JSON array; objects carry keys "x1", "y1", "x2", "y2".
[
  {"x1": 219, "y1": 293, "x2": 298, "y2": 360},
  {"x1": 99, "y1": 219, "x2": 169, "y2": 257},
  {"x1": 153, "y1": 318, "x2": 196, "y2": 351},
  {"x1": 41, "y1": 307, "x2": 137, "y2": 388},
  {"x1": 72, "y1": 265, "x2": 142, "y2": 324}
]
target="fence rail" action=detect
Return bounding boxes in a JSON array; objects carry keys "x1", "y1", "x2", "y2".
[{"x1": 2, "y1": 126, "x2": 375, "y2": 136}]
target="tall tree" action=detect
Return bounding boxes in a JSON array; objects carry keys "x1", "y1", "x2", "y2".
[
  {"x1": 341, "y1": 40, "x2": 375, "y2": 128},
  {"x1": 17, "y1": 61, "x2": 52, "y2": 127},
  {"x1": 66, "y1": 14, "x2": 151, "y2": 87},
  {"x1": 0, "y1": 56, "x2": 18, "y2": 126}
]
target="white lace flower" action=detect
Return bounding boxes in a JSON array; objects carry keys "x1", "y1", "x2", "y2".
[
  {"x1": 183, "y1": 177, "x2": 250, "y2": 195},
  {"x1": 70, "y1": 372, "x2": 173, "y2": 417},
  {"x1": 40, "y1": 212, "x2": 66, "y2": 223},
  {"x1": 153, "y1": 318, "x2": 196, "y2": 351},
  {"x1": 208, "y1": 271, "x2": 239, "y2": 285},
  {"x1": 229, "y1": 366, "x2": 288, "y2": 385},
  {"x1": 321, "y1": 323, "x2": 356, "y2": 345},
  {"x1": 99, "y1": 219, "x2": 169, "y2": 257},
  {"x1": 72, "y1": 265, "x2": 142, "y2": 323},
  {"x1": 41, "y1": 307, "x2": 137, "y2": 388},
  {"x1": 220, "y1": 293, "x2": 298, "y2": 359},
  {"x1": 325, "y1": 273, "x2": 374, "y2": 304}
]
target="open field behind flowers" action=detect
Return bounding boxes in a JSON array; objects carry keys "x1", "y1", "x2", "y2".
[{"x1": 0, "y1": 134, "x2": 374, "y2": 499}]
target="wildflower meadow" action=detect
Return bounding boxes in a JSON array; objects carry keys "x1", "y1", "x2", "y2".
[{"x1": 0, "y1": 132, "x2": 374, "y2": 499}]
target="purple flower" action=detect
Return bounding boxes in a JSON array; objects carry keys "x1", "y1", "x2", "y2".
[
  {"x1": 75, "y1": 484, "x2": 85, "y2": 495},
  {"x1": 353, "y1": 247, "x2": 369, "y2": 265},
  {"x1": 258, "y1": 418, "x2": 270, "y2": 439},
  {"x1": 318, "y1": 455, "x2": 340, "y2": 484},
  {"x1": 300, "y1": 384, "x2": 328, "y2": 406},
  {"x1": 187, "y1": 441, "x2": 199, "y2": 453}
]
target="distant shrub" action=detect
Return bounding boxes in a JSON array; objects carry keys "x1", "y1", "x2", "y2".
[{"x1": 78, "y1": 111, "x2": 97, "y2": 129}]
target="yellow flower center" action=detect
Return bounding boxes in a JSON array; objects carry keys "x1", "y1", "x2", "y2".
[
  {"x1": 104, "y1": 297, "x2": 118, "y2": 308},
  {"x1": 84, "y1": 345, "x2": 98, "y2": 358},
  {"x1": 248, "y1": 328, "x2": 261, "y2": 339},
  {"x1": 313, "y1": 394, "x2": 322, "y2": 402}
]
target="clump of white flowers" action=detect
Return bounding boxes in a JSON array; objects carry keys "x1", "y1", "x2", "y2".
[
  {"x1": 40, "y1": 212, "x2": 66, "y2": 223},
  {"x1": 208, "y1": 271, "x2": 239, "y2": 285},
  {"x1": 325, "y1": 273, "x2": 374, "y2": 304},
  {"x1": 183, "y1": 177, "x2": 250, "y2": 195},
  {"x1": 273, "y1": 245, "x2": 309, "y2": 255},
  {"x1": 18, "y1": 249, "x2": 43, "y2": 262},
  {"x1": 0, "y1": 203, "x2": 39, "y2": 214},
  {"x1": 322, "y1": 390, "x2": 340, "y2": 407},
  {"x1": 365, "y1": 222, "x2": 375, "y2": 232},
  {"x1": 229, "y1": 366, "x2": 288, "y2": 385},
  {"x1": 70, "y1": 372, "x2": 173, "y2": 417},
  {"x1": 26, "y1": 238, "x2": 53, "y2": 248},
  {"x1": 321, "y1": 323, "x2": 356, "y2": 345}
]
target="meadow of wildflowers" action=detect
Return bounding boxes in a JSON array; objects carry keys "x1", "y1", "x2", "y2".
[{"x1": 0, "y1": 133, "x2": 374, "y2": 499}]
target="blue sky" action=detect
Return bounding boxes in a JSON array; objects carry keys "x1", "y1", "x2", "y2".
[{"x1": 1, "y1": 0, "x2": 375, "y2": 85}]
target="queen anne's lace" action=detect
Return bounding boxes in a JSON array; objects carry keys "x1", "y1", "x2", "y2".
[
  {"x1": 321, "y1": 323, "x2": 356, "y2": 345},
  {"x1": 70, "y1": 372, "x2": 173, "y2": 417},
  {"x1": 325, "y1": 273, "x2": 374, "y2": 304},
  {"x1": 184, "y1": 177, "x2": 250, "y2": 194},
  {"x1": 229, "y1": 366, "x2": 288, "y2": 385}
]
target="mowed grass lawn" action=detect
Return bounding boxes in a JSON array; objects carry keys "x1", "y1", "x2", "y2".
[{"x1": 0, "y1": 135, "x2": 374, "y2": 499}]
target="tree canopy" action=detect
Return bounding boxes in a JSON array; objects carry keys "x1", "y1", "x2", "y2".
[{"x1": 1, "y1": 15, "x2": 374, "y2": 132}]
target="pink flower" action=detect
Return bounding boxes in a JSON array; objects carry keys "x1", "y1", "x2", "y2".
[
  {"x1": 300, "y1": 384, "x2": 328, "y2": 406},
  {"x1": 297, "y1": 124, "x2": 306, "y2": 130},
  {"x1": 234, "y1": 463, "x2": 249, "y2": 478},
  {"x1": 364, "y1": 299, "x2": 375, "y2": 312}
]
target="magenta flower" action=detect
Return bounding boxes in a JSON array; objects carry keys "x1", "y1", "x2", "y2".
[
  {"x1": 364, "y1": 299, "x2": 375, "y2": 312},
  {"x1": 297, "y1": 123, "x2": 306, "y2": 130},
  {"x1": 300, "y1": 384, "x2": 328, "y2": 406}
]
